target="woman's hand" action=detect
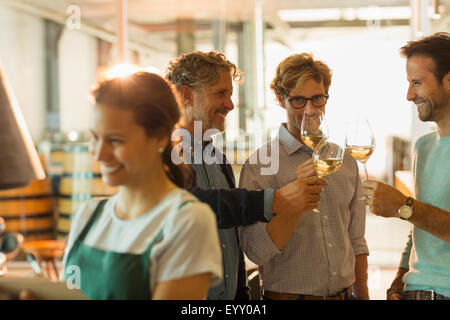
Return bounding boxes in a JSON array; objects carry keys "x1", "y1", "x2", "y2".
[
  {"x1": 19, "y1": 290, "x2": 35, "y2": 300},
  {"x1": 152, "y1": 273, "x2": 212, "y2": 300},
  {"x1": 0, "y1": 290, "x2": 35, "y2": 300}
]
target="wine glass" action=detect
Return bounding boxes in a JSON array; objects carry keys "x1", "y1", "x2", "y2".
[
  {"x1": 312, "y1": 139, "x2": 345, "y2": 213},
  {"x1": 301, "y1": 111, "x2": 329, "y2": 151},
  {"x1": 345, "y1": 119, "x2": 376, "y2": 201},
  {"x1": 345, "y1": 119, "x2": 376, "y2": 181}
]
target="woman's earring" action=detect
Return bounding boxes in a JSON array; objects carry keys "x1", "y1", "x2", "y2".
[
  {"x1": 158, "y1": 147, "x2": 164, "y2": 153},
  {"x1": 185, "y1": 105, "x2": 193, "y2": 119}
]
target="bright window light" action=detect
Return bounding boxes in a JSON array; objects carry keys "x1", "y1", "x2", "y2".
[
  {"x1": 278, "y1": 6, "x2": 412, "y2": 22},
  {"x1": 105, "y1": 63, "x2": 161, "y2": 79},
  {"x1": 278, "y1": 9, "x2": 342, "y2": 22},
  {"x1": 142, "y1": 66, "x2": 161, "y2": 75},
  {"x1": 106, "y1": 63, "x2": 141, "y2": 79},
  {"x1": 356, "y1": 6, "x2": 411, "y2": 20}
]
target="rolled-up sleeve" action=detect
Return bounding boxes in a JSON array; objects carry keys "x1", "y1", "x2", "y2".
[
  {"x1": 238, "y1": 223, "x2": 281, "y2": 265},
  {"x1": 263, "y1": 189, "x2": 274, "y2": 221},
  {"x1": 238, "y1": 162, "x2": 281, "y2": 265}
]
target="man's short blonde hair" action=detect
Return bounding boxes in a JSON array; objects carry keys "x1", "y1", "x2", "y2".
[{"x1": 270, "y1": 53, "x2": 332, "y2": 97}]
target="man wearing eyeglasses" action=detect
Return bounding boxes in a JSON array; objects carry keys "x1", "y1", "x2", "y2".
[{"x1": 239, "y1": 53, "x2": 370, "y2": 300}]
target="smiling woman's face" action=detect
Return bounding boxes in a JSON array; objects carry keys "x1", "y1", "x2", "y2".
[{"x1": 89, "y1": 104, "x2": 163, "y2": 188}]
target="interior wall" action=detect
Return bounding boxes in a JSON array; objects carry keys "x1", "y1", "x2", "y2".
[
  {"x1": 0, "y1": 6, "x2": 46, "y2": 144},
  {"x1": 58, "y1": 29, "x2": 98, "y2": 135}
]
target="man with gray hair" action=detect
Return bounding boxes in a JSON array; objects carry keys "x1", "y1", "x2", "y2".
[{"x1": 166, "y1": 51, "x2": 326, "y2": 300}]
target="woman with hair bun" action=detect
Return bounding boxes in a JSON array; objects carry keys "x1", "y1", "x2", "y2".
[{"x1": 61, "y1": 71, "x2": 222, "y2": 300}]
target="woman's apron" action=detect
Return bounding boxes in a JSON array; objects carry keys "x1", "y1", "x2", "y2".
[{"x1": 63, "y1": 200, "x2": 164, "y2": 299}]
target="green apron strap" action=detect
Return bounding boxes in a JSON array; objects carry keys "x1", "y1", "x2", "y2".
[
  {"x1": 177, "y1": 200, "x2": 197, "y2": 211},
  {"x1": 77, "y1": 199, "x2": 108, "y2": 242},
  {"x1": 144, "y1": 228, "x2": 164, "y2": 255}
]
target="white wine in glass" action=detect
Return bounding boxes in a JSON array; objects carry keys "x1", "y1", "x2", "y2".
[
  {"x1": 345, "y1": 119, "x2": 376, "y2": 181},
  {"x1": 301, "y1": 112, "x2": 329, "y2": 150},
  {"x1": 346, "y1": 146, "x2": 374, "y2": 164},
  {"x1": 312, "y1": 140, "x2": 345, "y2": 213},
  {"x1": 314, "y1": 157, "x2": 344, "y2": 178}
]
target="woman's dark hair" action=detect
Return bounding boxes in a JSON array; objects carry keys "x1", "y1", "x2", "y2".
[{"x1": 91, "y1": 71, "x2": 194, "y2": 189}]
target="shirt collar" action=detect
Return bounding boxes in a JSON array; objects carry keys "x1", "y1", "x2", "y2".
[{"x1": 278, "y1": 123, "x2": 313, "y2": 156}]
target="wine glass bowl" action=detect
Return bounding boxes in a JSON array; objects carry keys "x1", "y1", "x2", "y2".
[
  {"x1": 346, "y1": 146, "x2": 374, "y2": 164},
  {"x1": 345, "y1": 119, "x2": 376, "y2": 180},
  {"x1": 313, "y1": 157, "x2": 344, "y2": 179},
  {"x1": 313, "y1": 140, "x2": 345, "y2": 179},
  {"x1": 301, "y1": 111, "x2": 329, "y2": 150},
  {"x1": 311, "y1": 140, "x2": 345, "y2": 212}
]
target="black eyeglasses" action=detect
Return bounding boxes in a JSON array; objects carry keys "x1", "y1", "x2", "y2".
[{"x1": 286, "y1": 94, "x2": 329, "y2": 108}]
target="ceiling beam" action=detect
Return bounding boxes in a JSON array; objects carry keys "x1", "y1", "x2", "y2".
[
  {"x1": 287, "y1": 19, "x2": 410, "y2": 28},
  {"x1": 1, "y1": 0, "x2": 163, "y2": 55},
  {"x1": 274, "y1": 0, "x2": 411, "y2": 10},
  {"x1": 264, "y1": 9, "x2": 294, "y2": 48}
]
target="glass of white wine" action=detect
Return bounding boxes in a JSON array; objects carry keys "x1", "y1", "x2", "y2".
[
  {"x1": 345, "y1": 119, "x2": 376, "y2": 201},
  {"x1": 345, "y1": 119, "x2": 376, "y2": 181},
  {"x1": 301, "y1": 111, "x2": 329, "y2": 151},
  {"x1": 312, "y1": 139, "x2": 345, "y2": 213}
]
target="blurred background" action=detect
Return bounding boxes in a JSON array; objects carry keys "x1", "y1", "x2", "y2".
[{"x1": 0, "y1": 0, "x2": 448, "y2": 298}]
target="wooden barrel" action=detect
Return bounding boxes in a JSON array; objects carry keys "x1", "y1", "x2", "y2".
[
  {"x1": 56, "y1": 144, "x2": 117, "y2": 240},
  {"x1": 0, "y1": 179, "x2": 55, "y2": 241},
  {"x1": 49, "y1": 146, "x2": 65, "y2": 175}
]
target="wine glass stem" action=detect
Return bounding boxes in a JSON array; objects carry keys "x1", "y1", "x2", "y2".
[
  {"x1": 359, "y1": 162, "x2": 369, "y2": 202},
  {"x1": 313, "y1": 174, "x2": 323, "y2": 213},
  {"x1": 363, "y1": 162, "x2": 368, "y2": 181}
]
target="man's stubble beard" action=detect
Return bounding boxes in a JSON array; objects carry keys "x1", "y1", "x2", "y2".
[
  {"x1": 419, "y1": 90, "x2": 450, "y2": 123},
  {"x1": 289, "y1": 112, "x2": 303, "y2": 135}
]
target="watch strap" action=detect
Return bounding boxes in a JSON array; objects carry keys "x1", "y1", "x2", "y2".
[{"x1": 405, "y1": 197, "x2": 414, "y2": 207}]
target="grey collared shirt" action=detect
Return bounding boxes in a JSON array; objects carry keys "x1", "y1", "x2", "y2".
[
  {"x1": 238, "y1": 123, "x2": 369, "y2": 296},
  {"x1": 187, "y1": 135, "x2": 273, "y2": 300},
  {"x1": 192, "y1": 160, "x2": 239, "y2": 300}
]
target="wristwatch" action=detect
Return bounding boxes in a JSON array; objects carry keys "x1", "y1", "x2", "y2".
[{"x1": 398, "y1": 197, "x2": 414, "y2": 220}]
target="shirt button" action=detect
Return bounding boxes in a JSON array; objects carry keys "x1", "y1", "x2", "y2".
[
  {"x1": 225, "y1": 274, "x2": 229, "y2": 279},
  {"x1": 328, "y1": 243, "x2": 332, "y2": 247},
  {"x1": 323, "y1": 215, "x2": 328, "y2": 219},
  {"x1": 332, "y1": 272, "x2": 337, "y2": 276},
  {"x1": 222, "y1": 243, "x2": 226, "y2": 248}
]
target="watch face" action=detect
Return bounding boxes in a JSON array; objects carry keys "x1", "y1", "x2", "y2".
[{"x1": 399, "y1": 205, "x2": 413, "y2": 219}]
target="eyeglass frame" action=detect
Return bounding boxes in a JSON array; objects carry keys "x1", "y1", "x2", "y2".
[{"x1": 285, "y1": 94, "x2": 329, "y2": 109}]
